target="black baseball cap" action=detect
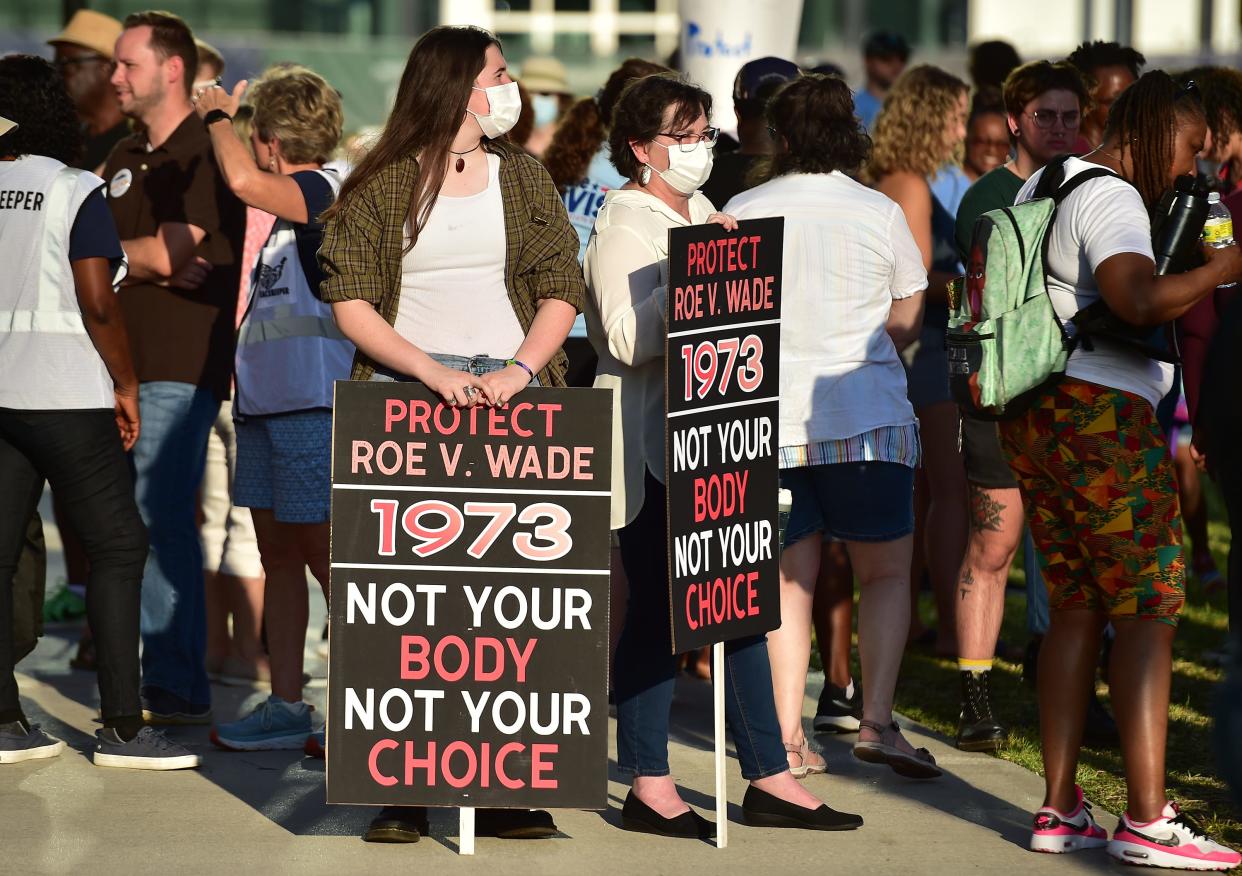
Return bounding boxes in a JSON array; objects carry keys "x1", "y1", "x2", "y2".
[
  {"x1": 733, "y1": 56, "x2": 801, "y2": 106},
  {"x1": 863, "y1": 31, "x2": 911, "y2": 62}
]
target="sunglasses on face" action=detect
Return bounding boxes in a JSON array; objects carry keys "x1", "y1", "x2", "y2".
[{"x1": 54, "y1": 55, "x2": 109, "y2": 70}]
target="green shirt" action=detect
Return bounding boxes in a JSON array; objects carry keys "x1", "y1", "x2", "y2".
[
  {"x1": 318, "y1": 139, "x2": 584, "y2": 386},
  {"x1": 954, "y1": 165, "x2": 1025, "y2": 262}
]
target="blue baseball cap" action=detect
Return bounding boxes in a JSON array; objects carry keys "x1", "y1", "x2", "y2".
[{"x1": 733, "y1": 56, "x2": 801, "y2": 106}]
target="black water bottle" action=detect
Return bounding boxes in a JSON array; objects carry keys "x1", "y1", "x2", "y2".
[{"x1": 1152, "y1": 174, "x2": 1210, "y2": 276}]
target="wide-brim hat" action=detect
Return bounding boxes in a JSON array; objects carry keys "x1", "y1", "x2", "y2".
[
  {"x1": 0, "y1": 116, "x2": 16, "y2": 137},
  {"x1": 48, "y1": 9, "x2": 123, "y2": 60},
  {"x1": 520, "y1": 56, "x2": 571, "y2": 95}
]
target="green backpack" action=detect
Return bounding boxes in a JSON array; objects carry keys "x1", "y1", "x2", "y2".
[{"x1": 946, "y1": 158, "x2": 1117, "y2": 418}]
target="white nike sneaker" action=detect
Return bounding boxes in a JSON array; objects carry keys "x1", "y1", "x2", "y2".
[
  {"x1": 1029, "y1": 784, "x2": 1108, "y2": 853},
  {"x1": 1109, "y1": 802, "x2": 1241, "y2": 870}
]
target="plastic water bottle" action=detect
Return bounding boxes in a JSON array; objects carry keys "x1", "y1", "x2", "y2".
[{"x1": 1203, "y1": 191, "x2": 1237, "y2": 288}]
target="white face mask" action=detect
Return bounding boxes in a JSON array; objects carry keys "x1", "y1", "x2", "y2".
[
  {"x1": 470, "y1": 81, "x2": 521, "y2": 139},
  {"x1": 648, "y1": 139, "x2": 715, "y2": 195}
]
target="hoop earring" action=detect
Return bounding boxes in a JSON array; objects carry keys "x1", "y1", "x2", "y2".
[{"x1": 639, "y1": 166, "x2": 652, "y2": 186}]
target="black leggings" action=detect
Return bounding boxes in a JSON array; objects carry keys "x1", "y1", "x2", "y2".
[{"x1": 0, "y1": 408, "x2": 148, "y2": 726}]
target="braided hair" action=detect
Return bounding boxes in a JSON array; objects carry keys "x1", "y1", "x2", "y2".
[{"x1": 1103, "y1": 70, "x2": 1204, "y2": 207}]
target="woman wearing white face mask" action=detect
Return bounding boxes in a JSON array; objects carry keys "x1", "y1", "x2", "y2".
[
  {"x1": 319, "y1": 26, "x2": 583, "y2": 844},
  {"x1": 583, "y1": 72, "x2": 863, "y2": 837}
]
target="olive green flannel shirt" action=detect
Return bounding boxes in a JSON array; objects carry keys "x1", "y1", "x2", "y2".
[{"x1": 318, "y1": 139, "x2": 584, "y2": 386}]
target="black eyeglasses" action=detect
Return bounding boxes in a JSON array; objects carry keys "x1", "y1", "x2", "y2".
[
  {"x1": 53, "y1": 55, "x2": 109, "y2": 70},
  {"x1": 655, "y1": 126, "x2": 720, "y2": 152},
  {"x1": 1024, "y1": 109, "x2": 1081, "y2": 130}
]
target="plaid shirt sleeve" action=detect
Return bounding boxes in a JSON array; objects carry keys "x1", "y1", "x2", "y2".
[
  {"x1": 318, "y1": 172, "x2": 389, "y2": 308},
  {"x1": 519, "y1": 158, "x2": 586, "y2": 312}
]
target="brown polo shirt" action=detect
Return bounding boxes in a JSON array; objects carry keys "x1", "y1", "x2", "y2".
[{"x1": 103, "y1": 111, "x2": 245, "y2": 400}]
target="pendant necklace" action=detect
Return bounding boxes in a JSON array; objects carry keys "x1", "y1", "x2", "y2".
[{"x1": 450, "y1": 142, "x2": 481, "y2": 173}]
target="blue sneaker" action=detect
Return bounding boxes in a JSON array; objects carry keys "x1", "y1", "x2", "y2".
[{"x1": 210, "y1": 696, "x2": 312, "y2": 751}]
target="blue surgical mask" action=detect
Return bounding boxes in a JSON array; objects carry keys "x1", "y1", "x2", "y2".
[{"x1": 532, "y1": 93, "x2": 560, "y2": 127}]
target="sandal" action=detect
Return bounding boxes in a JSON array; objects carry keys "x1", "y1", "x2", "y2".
[
  {"x1": 784, "y1": 740, "x2": 827, "y2": 779},
  {"x1": 853, "y1": 719, "x2": 942, "y2": 779}
]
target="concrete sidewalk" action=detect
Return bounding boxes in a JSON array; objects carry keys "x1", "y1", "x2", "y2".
[{"x1": 5, "y1": 496, "x2": 1119, "y2": 875}]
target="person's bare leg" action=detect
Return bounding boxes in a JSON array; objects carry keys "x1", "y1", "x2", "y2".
[
  {"x1": 1038, "y1": 609, "x2": 1106, "y2": 813},
  {"x1": 956, "y1": 485, "x2": 1024, "y2": 661},
  {"x1": 1175, "y1": 442, "x2": 1217, "y2": 577},
  {"x1": 252, "y1": 510, "x2": 309, "y2": 703},
  {"x1": 227, "y1": 572, "x2": 267, "y2": 663},
  {"x1": 632, "y1": 776, "x2": 689, "y2": 817},
  {"x1": 812, "y1": 540, "x2": 854, "y2": 689},
  {"x1": 296, "y1": 522, "x2": 331, "y2": 601},
  {"x1": 768, "y1": 535, "x2": 820, "y2": 748},
  {"x1": 918, "y1": 402, "x2": 969, "y2": 656},
  {"x1": 1108, "y1": 617, "x2": 1176, "y2": 821},
  {"x1": 852, "y1": 535, "x2": 924, "y2": 755}
]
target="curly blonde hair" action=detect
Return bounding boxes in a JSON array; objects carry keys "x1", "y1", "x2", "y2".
[
  {"x1": 248, "y1": 63, "x2": 343, "y2": 166},
  {"x1": 861, "y1": 64, "x2": 969, "y2": 183}
]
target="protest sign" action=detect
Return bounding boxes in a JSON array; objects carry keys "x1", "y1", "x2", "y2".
[
  {"x1": 666, "y1": 218, "x2": 783, "y2": 654},
  {"x1": 327, "y1": 383, "x2": 612, "y2": 811}
]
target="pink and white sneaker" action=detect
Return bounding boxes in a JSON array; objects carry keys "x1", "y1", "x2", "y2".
[
  {"x1": 1110, "y1": 802, "x2": 1241, "y2": 870},
  {"x1": 1029, "y1": 785, "x2": 1108, "y2": 853}
]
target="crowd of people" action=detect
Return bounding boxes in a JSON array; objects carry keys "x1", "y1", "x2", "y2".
[{"x1": 0, "y1": 7, "x2": 1240, "y2": 868}]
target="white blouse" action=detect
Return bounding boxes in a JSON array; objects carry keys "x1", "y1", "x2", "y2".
[{"x1": 583, "y1": 187, "x2": 716, "y2": 529}]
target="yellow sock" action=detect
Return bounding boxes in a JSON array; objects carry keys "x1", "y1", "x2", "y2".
[{"x1": 959, "y1": 658, "x2": 993, "y2": 673}]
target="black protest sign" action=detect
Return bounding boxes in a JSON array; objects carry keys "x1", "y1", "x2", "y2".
[
  {"x1": 665, "y1": 218, "x2": 783, "y2": 653},
  {"x1": 327, "y1": 382, "x2": 612, "y2": 809}
]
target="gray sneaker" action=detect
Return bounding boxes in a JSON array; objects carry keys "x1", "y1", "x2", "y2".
[
  {"x1": 93, "y1": 726, "x2": 201, "y2": 771},
  {"x1": 0, "y1": 720, "x2": 66, "y2": 764}
]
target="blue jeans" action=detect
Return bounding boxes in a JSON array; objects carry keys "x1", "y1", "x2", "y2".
[
  {"x1": 614, "y1": 471, "x2": 788, "y2": 780},
  {"x1": 132, "y1": 382, "x2": 219, "y2": 705},
  {"x1": 371, "y1": 354, "x2": 536, "y2": 384}
]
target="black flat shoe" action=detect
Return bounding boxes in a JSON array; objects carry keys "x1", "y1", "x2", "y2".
[
  {"x1": 475, "y1": 808, "x2": 557, "y2": 839},
  {"x1": 363, "y1": 805, "x2": 429, "y2": 843},
  {"x1": 620, "y1": 791, "x2": 714, "y2": 839},
  {"x1": 741, "y1": 786, "x2": 863, "y2": 831}
]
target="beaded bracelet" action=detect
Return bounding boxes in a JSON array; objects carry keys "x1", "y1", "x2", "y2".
[{"x1": 506, "y1": 358, "x2": 534, "y2": 379}]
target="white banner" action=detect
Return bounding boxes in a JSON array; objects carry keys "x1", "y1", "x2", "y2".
[{"x1": 678, "y1": 0, "x2": 804, "y2": 134}]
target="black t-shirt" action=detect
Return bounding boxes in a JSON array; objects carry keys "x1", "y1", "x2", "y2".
[
  {"x1": 702, "y1": 152, "x2": 762, "y2": 210},
  {"x1": 288, "y1": 169, "x2": 336, "y2": 297}
]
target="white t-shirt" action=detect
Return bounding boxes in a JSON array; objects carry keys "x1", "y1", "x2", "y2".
[
  {"x1": 724, "y1": 172, "x2": 927, "y2": 447},
  {"x1": 1016, "y1": 156, "x2": 1172, "y2": 409},
  {"x1": 394, "y1": 153, "x2": 525, "y2": 358}
]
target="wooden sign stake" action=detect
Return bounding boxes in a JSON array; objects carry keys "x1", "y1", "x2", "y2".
[{"x1": 460, "y1": 806, "x2": 475, "y2": 855}]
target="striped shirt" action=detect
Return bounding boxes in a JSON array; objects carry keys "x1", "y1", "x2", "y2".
[{"x1": 778, "y1": 423, "x2": 921, "y2": 470}]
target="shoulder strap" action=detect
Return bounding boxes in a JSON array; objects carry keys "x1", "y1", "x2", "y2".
[{"x1": 1051, "y1": 167, "x2": 1119, "y2": 204}]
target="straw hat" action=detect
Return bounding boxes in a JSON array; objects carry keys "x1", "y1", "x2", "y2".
[
  {"x1": 520, "y1": 57, "x2": 571, "y2": 95},
  {"x1": 0, "y1": 116, "x2": 16, "y2": 137},
  {"x1": 48, "y1": 9, "x2": 124, "y2": 59}
]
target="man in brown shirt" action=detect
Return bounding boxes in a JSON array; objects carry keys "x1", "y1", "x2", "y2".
[{"x1": 102, "y1": 11, "x2": 244, "y2": 723}]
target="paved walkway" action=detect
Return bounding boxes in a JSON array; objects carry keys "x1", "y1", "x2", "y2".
[{"x1": 5, "y1": 497, "x2": 1120, "y2": 875}]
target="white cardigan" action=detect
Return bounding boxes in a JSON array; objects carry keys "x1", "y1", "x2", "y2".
[{"x1": 583, "y1": 188, "x2": 716, "y2": 530}]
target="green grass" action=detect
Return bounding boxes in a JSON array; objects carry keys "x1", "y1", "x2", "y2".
[{"x1": 827, "y1": 483, "x2": 1240, "y2": 845}]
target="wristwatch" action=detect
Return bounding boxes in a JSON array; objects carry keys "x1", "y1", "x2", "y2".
[{"x1": 203, "y1": 108, "x2": 232, "y2": 128}]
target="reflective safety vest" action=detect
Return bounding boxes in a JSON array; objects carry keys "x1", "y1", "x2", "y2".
[
  {"x1": 234, "y1": 169, "x2": 354, "y2": 416},
  {"x1": 0, "y1": 155, "x2": 128, "y2": 410}
]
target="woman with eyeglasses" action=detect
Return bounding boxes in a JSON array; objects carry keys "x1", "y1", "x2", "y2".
[
  {"x1": 1005, "y1": 71, "x2": 1242, "y2": 868},
  {"x1": 584, "y1": 72, "x2": 862, "y2": 836},
  {"x1": 861, "y1": 65, "x2": 971, "y2": 660}
]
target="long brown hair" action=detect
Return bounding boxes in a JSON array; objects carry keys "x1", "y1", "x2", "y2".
[
  {"x1": 322, "y1": 26, "x2": 500, "y2": 250},
  {"x1": 1105, "y1": 70, "x2": 1205, "y2": 207},
  {"x1": 543, "y1": 58, "x2": 669, "y2": 191}
]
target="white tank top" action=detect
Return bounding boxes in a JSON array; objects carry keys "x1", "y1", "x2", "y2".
[{"x1": 392, "y1": 153, "x2": 525, "y2": 358}]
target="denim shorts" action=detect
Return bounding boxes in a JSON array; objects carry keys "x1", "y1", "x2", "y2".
[
  {"x1": 780, "y1": 461, "x2": 915, "y2": 546},
  {"x1": 234, "y1": 410, "x2": 333, "y2": 524},
  {"x1": 370, "y1": 354, "x2": 539, "y2": 385}
]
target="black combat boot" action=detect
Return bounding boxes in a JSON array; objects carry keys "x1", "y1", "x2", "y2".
[{"x1": 956, "y1": 670, "x2": 1007, "y2": 752}]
